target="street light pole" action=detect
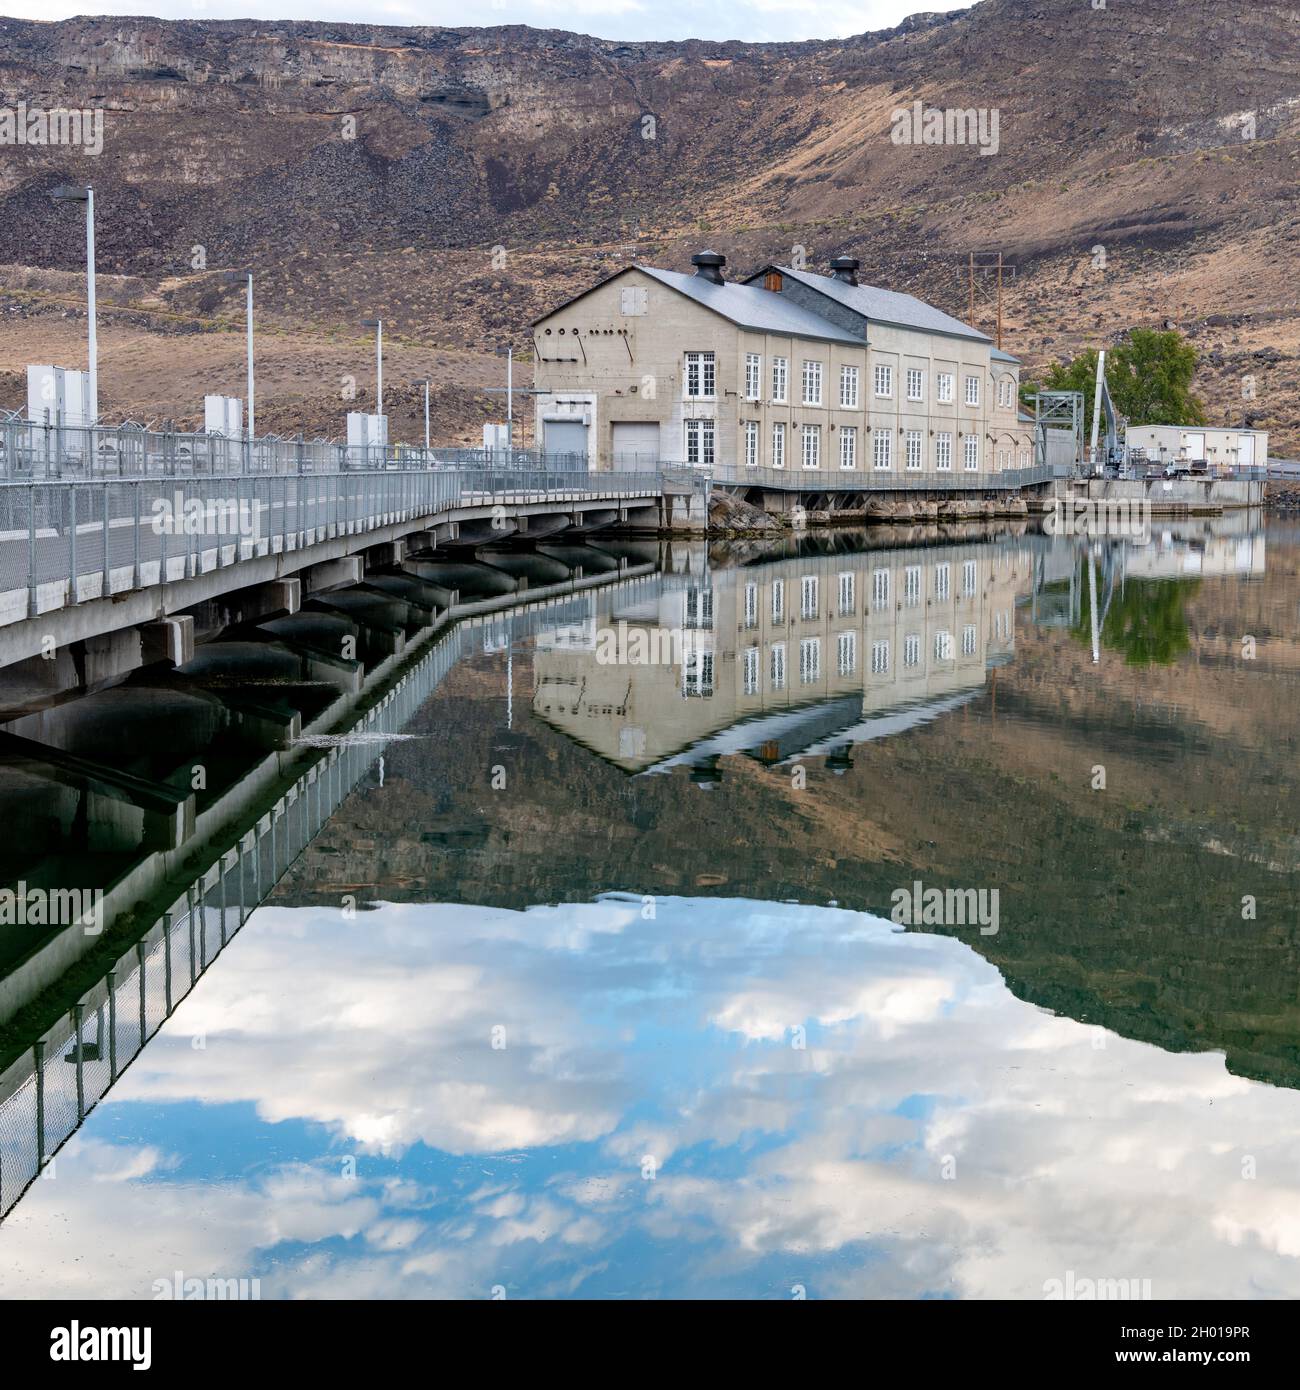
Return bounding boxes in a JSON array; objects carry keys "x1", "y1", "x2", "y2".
[
  {"x1": 375, "y1": 320, "x2": 383, "y2": 414},
  {"x1": 423, "y1": 379, "x2": 430, "y2": 451},
  {"x1": 245, "y1": 273, "x2": 255, "y2": 439},
  {"x1": 51, "y1": 184, "x2": 98, "y2": 422}
]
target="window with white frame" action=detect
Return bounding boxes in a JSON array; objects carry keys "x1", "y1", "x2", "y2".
[
  {"x1": 937, "y1": 372, "x2": 955, "y2": 404},
  {"x1": 685, "y1": 586, "x2": 713, "y2": 629},
  {"x1": 962, "y1": 624, "x2": 977, "y2": 656},
  {"x1": 873, "y1": 429, "x2": 892, "y2": 470},
  {"x1": 745, "y1": 353, "x2": 761, "y2": 401},
  {"x1": 683, "y1": 645, "x2": 713, "y2": 697},
  {"x1": 771, "y1": 642, "x2": 786, "y2": 690},
  {"x1": 772, "y1": 356, "x2": 788, "y2": 403},
  {"x1": 837, "y1": 572, "x2": 855, "y2": 615},
  {"x1": 802, "y1": 424, "x2": 821, "y2": 470},
  {"x1": 839, "y1": 426, "x2": 857, "y2": 470},
  {"x1": 685, "y1": 351, "x2": 716, "y2": 398},
  {"x1": 685, "y1": 418, "x2": 715, "y2": 466},
  {"x1": 802, "y1": 360, "x2": 823, "y2": 406},
  {"x1": 999, "y1": 378, "x2": 1014, "y2": 409},
  {"x1": 744, "y1": 420, "x2": 759, "y2": 468},
  {"x1": 871, "y1": 568, "x2": 890, "y2": 610},
  {"x1": 903, "y1": 565, "x2": 921, "y2": 605},
  {"x1": 963, "y1": 436, "x2": 979, "y2": 471},
  {"x1": 799, "y1": 637, "x2": 821, "y2": 684},
  {"x1": 837, "y1": 631, "x2": 856, "y2": 676},
  {"x1": 772, "y1": 422, "x2": 786, "y2": 469},
  {"x1": 871, "y1": 639, "x2": 890, "y2": 675},
  {"x1": 962, "y1": 560, "x2": 977, "y2": 596},
  {"x1": 935, "y1": 630, "x2": 953, "y2": 661},
  {"x1": 800, "y1": 575, "x2": 818, "y2": 620},
  {"x1": 936, "y1": 432, "x2": 953, "y2": 470},
  {"x1": 743, "y1": 646, "x2": 759, "y2": 695},
  {"x1": 904, "y1": 633, "x2": 921, "y2": 668},
  {"x1": 964, "y1": 374, "x2": 980, "y2": 406},
  {"x1": 744, "y1": 582, "x2": 758, "y2": 628},
  {"x1": 840, "y1": 365, "x2": 860, "y2": 408},
  {"x1": 906, "y1": 367, "x2": 924, "y2": 402},
  {"x1": 935, "y1": 563, "x2": 951, "y2": 600},
  {"x1": 874, "y1": 364, "x2": 893, "y2": 398},
  {"x1": 771, "y1": 578, "x2": 785, "y2": 624},
  {"x1": 905, "y1": 429, "x2": 923, "y2": 470}
]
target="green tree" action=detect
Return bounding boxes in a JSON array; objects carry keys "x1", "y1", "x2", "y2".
[
  {"x1": 1072, "y1": 575, "x2": 1200, "y2": 666},
  {"x1": 1034, "y1": 330, "x2": 1206, "y2": 426}
]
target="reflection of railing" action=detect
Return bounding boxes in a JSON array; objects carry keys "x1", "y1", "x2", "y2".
[
  {"x1": 0, "y1": 570, "x2": 672, "y2": 1220},
  {"x1": 0, "y1": 467, "x2": 669, "y2": 629},
  {"x1": 711, "y1": 463, "x2": 1054, "y2": 491},
  {"x1": 0, "y1": 412, "x2": 599, "y2": 480}
]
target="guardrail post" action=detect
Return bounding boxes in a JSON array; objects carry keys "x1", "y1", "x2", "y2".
[
  {"x1": 102, "y1": 484, "x2": 111, "y2": 596},
  {"x1": 27, "y1": 484, "x2": 37, "y2": 618},
  {"x1": 33, "y1": 1039, "x2": 45, "y2": 1167},
  {"x1": 72, "y1": 1002, "x2": 85, "y2": 1121},
  {"x1": 107, "y1": 969, "x2": 117, "y2": 1081},
  {"x1": 163, "y1": 911, "x2": 173, "y2": 1013},
  {"x1": 69, "y1": 485, "x2": 78, "y2": 604}
]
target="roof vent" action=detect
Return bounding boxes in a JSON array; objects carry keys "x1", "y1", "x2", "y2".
[
  {"x1": 691, "y1": 250, "x2": 726, "y2": 284},
  {"x1": 830, "y1": 256, "x2": 860, "y2": 286}
]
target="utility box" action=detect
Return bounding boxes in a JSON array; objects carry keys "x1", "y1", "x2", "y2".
[
  {"x1": 346, "y1": 411, "x2": 388, "y2": 452},
  {"x1": 26, "y1": 364, "x2": 94, "y2": 427},
  {"x1": 204, "y1": 394, "x2": 243, "y2": 437},
  {"x1": 483, "y1": 422, "x2": 511, "y2": 455}
]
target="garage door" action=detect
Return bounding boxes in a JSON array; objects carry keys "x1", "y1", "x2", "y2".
[
  {"x1": 1238, "y1": 434, "x2": 1255, "y2": 467},
  {"x1": 611, "y1": 422, "x2": 660, "y2": 471},
  {"x1": 543, "y1": 420, "x2": 588, "y2": 466},
  {"x1": 1183, "y1": 432, "x2": 1206, "y2": 461}
]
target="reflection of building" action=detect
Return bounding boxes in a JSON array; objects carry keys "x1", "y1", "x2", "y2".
[{"x1": 532, "y1": 541, "x2": 1032, "y2": 774}]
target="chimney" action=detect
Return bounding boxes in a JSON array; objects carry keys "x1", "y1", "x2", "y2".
[
  {"x1": 830, "y1": 256, "x2": 860, "y2": 286},
  {"x1": 691, "y1": 250, "x2": 726, "y2": 284}
]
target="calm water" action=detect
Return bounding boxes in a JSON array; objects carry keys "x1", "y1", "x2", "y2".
[{"x1": 1, "y1": 516, "x2": 1298, "y2": 1299}]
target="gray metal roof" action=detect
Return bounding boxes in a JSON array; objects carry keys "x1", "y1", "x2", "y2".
[
  {"x1": 772, "y1": 266, "x2": 991, "y2": 344},
  {"x1": 991, "y1": 346, "x2": 1021, "y2": 363},
  {"x1": 636, "y1": 266, "x2": 865, "y2": 346}
]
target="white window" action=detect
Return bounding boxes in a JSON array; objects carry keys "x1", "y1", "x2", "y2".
[
  {"x1": 962, "y1": 560, "x2": 977, "y2": 596},
  {"x1": 839, "y1": 426, "x2": 857, "y2": 470},
  {"x1": 744, "y1": 582, "x2": 758, "y2": 628},
  {"x1": 871, "y1": 640, "x2": 890, "y2": 675},
  {"x1": 935, "y1": 630, "x2": 954, "y2": 661},
  {"x1": 937, "y1": 372, "x2": 954, "y2": 404},
  {"x1": 771, "y1": 578, "x2": 785, "y2": 624},
  {"x1": 934, "y1": 563, "x2": 950, "y2": 600},
  {"x1": 685, "y1": 586, "x2": 713, "y2": 629},
  {"x1": 964, "y1": 374, "x2": 980, "y2": 406},
  {"x1": 685, "y1": 351, "x2": 716, "y2": 399},
  {"x1": 935, "y1": 432, "x2": 952, "y2": 470},
  {"x1": 840, "y1": 365, "x2": 860, "y2": 408},
  {"x1": 871, "y1": 568, "x2": 890, "y2": 610},
  {"x1": 999, "y1": 378, "x2": 1014, "y2": 409},
  {"x1": 685, "y1": 418, "x2": 715, "y2": 466},
  {"x1": 745, "y1": 353, "x2": 761, "y2": 401},
  {"x1": 744, "y1": 420, "x2": 759, "y2": 468},
  {"x1": 905, "y1": 430, "x2": 923, "y2": 470},
  {"x1": 800, "y1": 575, "x2": 819, "y2": 620},
  {"x1": 743, "y1": 646, "x2": 759, "y2": 695},
  {"x1": 801, "y1": 424, "x2": 821, "y2": 470},
  {"x1": 799, "y1": 637, "x2": 821, "y2": 684},
  {"x1": 874, "y1": 364, "x2": 893, "y2": 398},
  {"x1": 903, "y1": 565, "x2": 921, "y2": 605},
  {"x1": 873, "y1": 429, "x2": 892, "y2": 471},
  {"x1": 770, "y1": 642, "x2": 786, "y2": 690},
  {"x1": 906, "y1": 368, "x2": 924, "y2": 402},
  {"x1": 683, "y1": 647, "x2": 713, "y2": 697},
  {"x1": 962, "y1": 624, "x2": 977, "y2": 656},
  {"x1": 772, "y1": 422, "x2": 786, "y2": 469},
  {"x1": 904, "y1": 633, "x2": 921, "y2": 668},
  {"x1": 772, "y1": 356, "x2": 788, "y2": 403},
  {"x1": 963, "y1": 436, "x2": 979, "y2": 471},
  {"x1": 837, "y1": 572, "x2": 855, "y2": 616},
  {"x1": 802, "y1": 360, "x2": 823, "y2": 406},
  {"x1": 837, "y1": 631, "x2": 856, "y2": 676}
]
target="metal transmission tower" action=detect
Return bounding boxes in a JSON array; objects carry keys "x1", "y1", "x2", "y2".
[{"x1": 1032, "y1": 390, "x2": 1085, "y2": 474}]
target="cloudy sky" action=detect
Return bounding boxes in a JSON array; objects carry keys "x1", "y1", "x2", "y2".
[{"x1": 0, "y1": 1, "x2": 972, "y2": 45}]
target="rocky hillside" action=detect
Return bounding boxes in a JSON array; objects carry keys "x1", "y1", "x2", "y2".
[{"x1": 1, "y1": 2, "x2": 1298, "y2": 446}]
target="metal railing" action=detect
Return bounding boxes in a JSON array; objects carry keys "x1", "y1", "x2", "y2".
[
  {"x1": 711, "y1": 462, "x2": 1055, "y2": 491},
  {"x1": 0, "y1": 412, "x2": 594, "y2": 480},
  {"x1": 0, "y1": 466, "x2": 672, "y2": 628}
]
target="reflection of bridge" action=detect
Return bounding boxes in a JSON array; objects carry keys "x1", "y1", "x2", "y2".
[{"x1": 0, "y1": 565, "x2": 675, "y2": 1221}]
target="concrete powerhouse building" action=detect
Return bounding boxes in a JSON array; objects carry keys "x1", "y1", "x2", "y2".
[{"x1": 531, "y1": 252, "x2": 1033, "y2": 479}]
